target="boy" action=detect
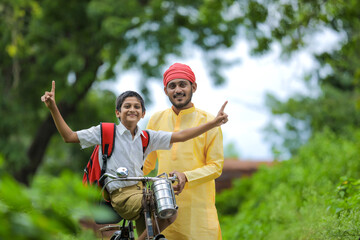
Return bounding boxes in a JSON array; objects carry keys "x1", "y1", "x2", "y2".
[{"x1": 41, "y1": 81, "x2": 228, "y2": 240}]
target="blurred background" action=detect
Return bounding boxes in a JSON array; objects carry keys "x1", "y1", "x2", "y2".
[{"x1": 1, "y1": 0, "x2": 360, "y2": 239}]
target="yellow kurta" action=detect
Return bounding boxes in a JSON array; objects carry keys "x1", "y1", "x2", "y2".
[{"x1": 143, "y1": 105, "x2": 223, "y2": 240}]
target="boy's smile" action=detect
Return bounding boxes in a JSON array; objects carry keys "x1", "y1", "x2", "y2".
[{"x1": 116, "y1": 96, "x2": 145, "y2": 126}]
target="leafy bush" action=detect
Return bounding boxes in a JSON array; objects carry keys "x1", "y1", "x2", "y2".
[
  {"x1": 0, "y1": 155, "x2": 112, "y2": 240},
  {"x1": 217, "y1": 129, "x2": 360, "y2": 239}
]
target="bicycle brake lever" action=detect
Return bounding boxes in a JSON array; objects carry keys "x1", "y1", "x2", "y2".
[{"x1": 103, "y1": 173, "x2": 117, "y2": 179}]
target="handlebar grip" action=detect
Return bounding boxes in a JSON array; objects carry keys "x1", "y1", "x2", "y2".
[{"x1": 170, "y1": 174, "x2": 178, "y2": 183}]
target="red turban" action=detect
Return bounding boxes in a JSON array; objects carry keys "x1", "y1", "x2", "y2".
[{"x1": 163, "y1": 63, "x2": 196, "y2": 87}]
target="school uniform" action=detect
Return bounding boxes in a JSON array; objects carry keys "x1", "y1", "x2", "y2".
[{"x1": 77, "y1": 121, "x2": 172, "y2": 221}]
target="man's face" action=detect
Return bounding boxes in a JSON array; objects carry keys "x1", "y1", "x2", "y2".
[{"x1": 164, "y1": 79, "x2": 197, "y2": 110}]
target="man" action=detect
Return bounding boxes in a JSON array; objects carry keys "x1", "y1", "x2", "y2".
[{"x1": 143, "y1": 63, "x2": 224, "y2": 240}]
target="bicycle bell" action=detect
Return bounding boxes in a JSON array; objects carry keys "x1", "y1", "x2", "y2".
[{"x1": 116, "y1": 167, "x2": 129, "y2": 178}]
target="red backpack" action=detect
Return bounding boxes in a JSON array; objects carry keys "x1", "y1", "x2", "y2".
[{"x1": 82, "y1": 122, "x2": 150, "y2": 188}]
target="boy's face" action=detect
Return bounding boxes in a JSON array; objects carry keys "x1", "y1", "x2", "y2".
[{"x1": 115, "y1": 96, "x2": 145, "y2": 124}]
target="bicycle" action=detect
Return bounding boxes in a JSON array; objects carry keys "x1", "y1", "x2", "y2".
[{"x1": 98, "y1": 167, "x2": 178, "y2": 240}]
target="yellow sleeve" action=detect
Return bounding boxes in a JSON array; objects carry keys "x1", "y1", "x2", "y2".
[
  {"x1": 143, "y1": 151, "x2": 157, "y2": 176},
  {"x1": 184, "y1": 127, "x2": 224, "y2": 188},
  {"x1": 143, "y1": 117, "x2": 157, "y2": 176}
]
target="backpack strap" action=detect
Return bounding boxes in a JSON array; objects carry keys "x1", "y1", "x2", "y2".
[
  {"x1": 99, "y1": 122, "x2": 116, "y2": 186},
  {"x1": 140, "y1": 130, "x2": 150, "y2": 171},
  {"x1": 141, "y1": 130, "x2": 150, "y2": 154}
]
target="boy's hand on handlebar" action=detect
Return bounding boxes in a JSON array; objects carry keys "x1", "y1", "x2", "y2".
[
  {"x1": 169, "y1": 171, "x2": 187, "y2": 195},
  {"x1": 41, "y1": 80, "x2": 56, "y2": 109}
]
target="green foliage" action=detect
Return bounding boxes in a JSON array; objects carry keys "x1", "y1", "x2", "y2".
[
  {"x1": 0, "y1": 154, "x2": 113, "y2": 239},
  {"x1": 223, "y1": 141, "x2": 241, "y2": 159},
  {"x1": 0, "y1": 0, "x2": 248, "y2": 183},
  {"x1": 216, "y1": 176, "x2": 251, "y2": 215},
  {"x1": 260, "y1": 0, "x2": 360, "y2": 156},
  {"x1": 217, "y1": 129, "x2": 360, "y2": 239},
  {"x1": 332, "y1": 177, "x2": 360, "y2": 215}
]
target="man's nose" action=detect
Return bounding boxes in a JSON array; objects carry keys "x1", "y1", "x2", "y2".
[{"x1": 174, "y1": 86, "x2": 182, "y2": 93}]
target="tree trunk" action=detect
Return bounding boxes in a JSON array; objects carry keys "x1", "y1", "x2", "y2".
[
  {"x1": 16, "y1": 58, "x2": 99, "y2": 185},
  {"x1": 15, "y1": 102, "x2": 75, "y2": 185}
]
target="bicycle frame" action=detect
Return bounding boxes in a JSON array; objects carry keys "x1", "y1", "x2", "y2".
[{"x1": 99, "y1": 168, "x2": 177, "y2": 240}]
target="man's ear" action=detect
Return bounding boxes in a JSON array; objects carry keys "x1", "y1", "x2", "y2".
[
  {"x1": 192, "y1": 82, "x2": 197, "y2": 93},
  {"x1": 164, "y1": 86, "x2": 169, "y2": 96}
]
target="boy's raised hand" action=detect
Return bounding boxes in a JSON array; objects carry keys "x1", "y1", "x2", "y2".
[
  {"x1": 214, "y1": 101, "x2": 228, "y2": 126},
  {"x1": 41, "y1": 81, "x2": 56, "y2": 109}
]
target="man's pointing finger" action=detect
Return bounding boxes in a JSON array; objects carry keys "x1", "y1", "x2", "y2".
[{"x1": 220, "y1": 101, "x2": 228, "y2": 112}]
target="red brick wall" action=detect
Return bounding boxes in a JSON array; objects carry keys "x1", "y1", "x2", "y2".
[{"x1": 215, "y1": 159, "x2": 273, "y2": 192}]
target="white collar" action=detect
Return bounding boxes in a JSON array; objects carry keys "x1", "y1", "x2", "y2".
[{"x1": 118, "y1": 121, "x2": 143, "y2": 139}]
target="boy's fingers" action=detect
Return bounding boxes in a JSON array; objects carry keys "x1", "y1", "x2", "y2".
[{"x1": 51, "y1": 80, "x2": 55, "y2": 93}]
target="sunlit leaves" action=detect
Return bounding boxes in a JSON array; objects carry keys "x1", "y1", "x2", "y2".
[
  {"x1": 0, "y1": 154, "x2": 100, "y2": 239},
  {"x1": 247, "y1": 1, "x2": 267, "y2": 27},
  {"x1": 217, "y1": 129, "x2": 360, "y2": 239},
  {"x1": 258, "y1": 0, "x2": 360, "y2": 156}
]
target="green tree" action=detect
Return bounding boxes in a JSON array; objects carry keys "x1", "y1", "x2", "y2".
[
  {"x1": 217, "y1": 129, "x2": 360, "y2": 239},
  {"x1": 248, "y1": 0, "x2": 360, "y2": 156},
  {"x1": 1, "y1": 0, "x2": 250, "y2": 184},
  {"x1": 4, "y1": 0, "x2": 355, "y2": 184},
  {"x1": 213, "y1": 1, "x2": 360, "y2": 238},
  {"x1": 0, "y1": 154, "x2": 103, "y2": 239},
  {"x1": 224, "y1": 141, "x2": 241, "y2": 159}
]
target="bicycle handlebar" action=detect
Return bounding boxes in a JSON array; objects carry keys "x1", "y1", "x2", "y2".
[{"x1": 103, "y1": 173, "x2": 178, "y2": 183}]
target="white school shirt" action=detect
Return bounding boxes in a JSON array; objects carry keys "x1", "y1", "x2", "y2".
[{"x1": 77, "y1": 122, "x2": 172, "y2": 193}]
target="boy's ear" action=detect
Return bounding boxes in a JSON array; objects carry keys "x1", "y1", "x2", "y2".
[
  {"x1": 115, "y1": 109, "x2": 121, "y2": 118},
  {"x1": 141, "y1": 110, "x2": 146, "y2": 119}
]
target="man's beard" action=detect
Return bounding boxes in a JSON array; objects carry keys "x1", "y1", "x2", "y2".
[{"x1": 170, "y1": 90, "x2": 193, "y2": 109}]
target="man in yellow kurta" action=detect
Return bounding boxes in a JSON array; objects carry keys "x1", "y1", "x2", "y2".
[{"x1": 143, "y1": 63, "x2": 224, "y2": 240}]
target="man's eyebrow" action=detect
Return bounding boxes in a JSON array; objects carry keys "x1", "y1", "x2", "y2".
[{"x1": 174, "y1": 80, "x2": 187, "y2": 84}]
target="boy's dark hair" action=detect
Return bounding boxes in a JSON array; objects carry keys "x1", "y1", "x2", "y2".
[{"x1": 115, "y1": 91, "x2": 146, "y2": 113}]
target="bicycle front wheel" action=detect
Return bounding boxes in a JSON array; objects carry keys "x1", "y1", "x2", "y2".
[{"x1": 154, "y1": 234, "x2": 167, "y2": 240}]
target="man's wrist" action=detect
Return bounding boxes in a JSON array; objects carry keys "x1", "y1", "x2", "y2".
[{"x1": 183, "y1": 172, "x2": 189, "y2": 182}]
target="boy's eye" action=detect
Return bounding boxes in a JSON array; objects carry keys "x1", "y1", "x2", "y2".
[{"x1": 122, "y1": 104, "x2": 141, "y2": 109}]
